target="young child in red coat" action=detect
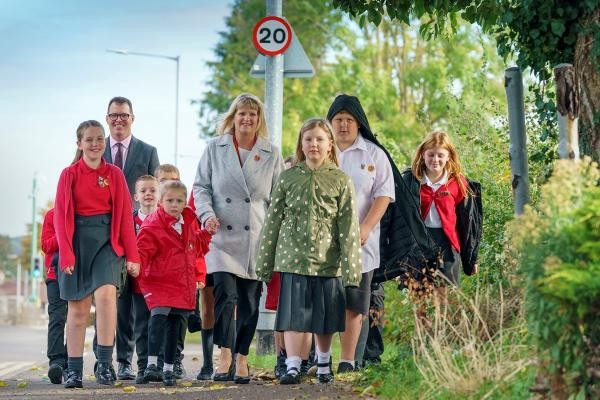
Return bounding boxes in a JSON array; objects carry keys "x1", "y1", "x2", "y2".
[{"x1": 137, "y1": 180, "x2": 213, "y2": 386}]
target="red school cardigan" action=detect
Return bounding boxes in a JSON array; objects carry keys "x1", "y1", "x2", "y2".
[
  {"x1": 419, "y1": 176, "x2": 467, "y2": 253},
  {"x1": 41, "y1": 208, "x2": 59, "y2": 280},
  {"x1": 54, "y1": 158, "x2": 140, "y2": 270}
]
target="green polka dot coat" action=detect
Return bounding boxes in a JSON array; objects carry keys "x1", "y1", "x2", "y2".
[{"x1": 256, "y1": 161, "x2": 362, "y2": 287}]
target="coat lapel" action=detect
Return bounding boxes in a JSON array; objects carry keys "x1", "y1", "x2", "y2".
[
  {"x1": 218, "y1": 135, "x2": 249, "y2": 194},
  {"x1": 242, "y1": 137, "x2": 272, "y2": 185},
  {"x1": 103, "y1": 137, "x2": 112, "y2": 163},
  {"x1": 122, "y1": 135, "x2": 138, "y2": 179}
]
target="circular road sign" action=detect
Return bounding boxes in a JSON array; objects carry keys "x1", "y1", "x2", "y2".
[{"x1": 252, "y1": 16, "x2": 292, "y2": 56}]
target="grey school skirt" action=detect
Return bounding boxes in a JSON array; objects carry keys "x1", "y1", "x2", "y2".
[
  {"x1": 58, "y1": 214, "x2": 125, "y2": 301},
  {"x1": 275, "y1": 272, "x2": 346, "y2": 335}
]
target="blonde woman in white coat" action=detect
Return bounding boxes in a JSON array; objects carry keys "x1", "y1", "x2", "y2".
[{"x1": 193, "y1": 93, "x2": 284, "y2": 383}]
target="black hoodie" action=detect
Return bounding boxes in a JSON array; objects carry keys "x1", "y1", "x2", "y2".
[{"x1": 327, "y1": 94, "x2": 441, "y2": 283}]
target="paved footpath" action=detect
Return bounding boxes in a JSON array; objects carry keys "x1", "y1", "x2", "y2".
[{"x1": 0, "y1": 325, "x2": 374, "y2": 399}]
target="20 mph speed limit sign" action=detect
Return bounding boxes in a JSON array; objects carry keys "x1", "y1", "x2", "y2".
[{"x1": 252, "y1": 16, "x2": 292, "y2": 56}]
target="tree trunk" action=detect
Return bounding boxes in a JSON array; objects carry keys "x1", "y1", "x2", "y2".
[{"x1": 575, "y1": 8, "x2": 600, "y2": 162}]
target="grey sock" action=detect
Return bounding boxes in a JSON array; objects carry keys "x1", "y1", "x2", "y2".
[
  {"x1": 97, "y1": 344, "x2": 113, "y2": 364},
  {"x1": 68, "y1": 356, "x2": 84, "y2": 374}
]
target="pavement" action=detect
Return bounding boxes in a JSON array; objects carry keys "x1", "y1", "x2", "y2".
[{"x1": 0, "y1": 325, "x2": 374, "y2": 399}]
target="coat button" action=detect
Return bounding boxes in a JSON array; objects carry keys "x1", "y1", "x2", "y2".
[
  {"x1": 227, "y1": 225, "x2": 232, "y2": 230},
  {"x1": 245, "y1": 198, "x2": 250, "y2": 203},
  {"x1": 226, "y1": 198, "x2": 232, "y2": 203},
  {"x1": 244, "y1": 225, "x2": 250, "y2": 231}
]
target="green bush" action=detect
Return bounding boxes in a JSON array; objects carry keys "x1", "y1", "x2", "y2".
[{"x1": 508, "y1": 158, "x2": 600, "y2": 398}]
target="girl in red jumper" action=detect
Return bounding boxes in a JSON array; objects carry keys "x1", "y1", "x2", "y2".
[
  {"x1": 137, "y1": 180, "x2": 212, "y2": 386},
  {"x1": 54, "y1": 120, "x2": 140, "y2": 388},
  {"x1": 409, "y1": 131, "x2": 475, "y2": 294}
]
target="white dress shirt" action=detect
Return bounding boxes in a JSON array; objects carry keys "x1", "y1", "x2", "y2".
[
  {"x1": 109, "y1": 135, "x2": 133, "y2": 168},
  {"x1": 337, "y1": 134, "x2": 395, "y2": 273},
  {"x1": 172, "y1": 215, "x2": 184, "y2": 235}
]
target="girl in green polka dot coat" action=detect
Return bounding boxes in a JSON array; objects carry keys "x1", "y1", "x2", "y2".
[{"x1": 256, "y1": 118, "x2": 362, "y2": 384}]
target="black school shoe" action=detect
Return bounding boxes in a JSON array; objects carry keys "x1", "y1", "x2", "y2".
[
  {"x1": 117, "y1": 363, "x2": 136, "y2": 380},
  {"x1": 143, "y1": 364, "x2": 164, "y2": 382},
  {"x1": 196, "y1": 365, "x2": 213, "y2": 380},
  {"x1": 274, "y1": 354, "x2": 287, "y2": 379},
  {"x1": 316, "y1": 361, "x2": 334, "y2": 384},
  {"x1": 174, "y1": 354, "x2": 186, "y2": 379},
  {"x1": 135, "y1": 369, "x2": 146, "y2": 384},
  {"x1": 95, "y1": 361, "x2": 116, "y2": 385},
  {"x1": 163, "y1": 370, "x2": 176, "y2": 386},
  {"x1": 48, "y1": 364, "x2": 64, "y2": 384},
  {"x1": 64, "y1": 370, "x2": 83, "y2": 388},
  {"x1": 94, "y1": 360, "x2": 117, "y2": 381},
  {"x1": 279, "y1": 367, "x2": 300, "y2": 385},
  {"x1": 336, "y1": 361, "x2": 355, "y2": 373}
]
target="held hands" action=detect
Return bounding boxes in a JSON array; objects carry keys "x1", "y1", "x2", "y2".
[
  {"x1": 204, "y1": 217, "x2": 220, "y2": 235},
  {"x1": 196, "y1": 281, "x2": 205, "y2": 289},
  {"x1": 126, "y1": 261, "x2": 140, "y2": 278}
]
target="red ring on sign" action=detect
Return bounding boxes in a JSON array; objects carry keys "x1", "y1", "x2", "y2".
[{"x1": 252, "y1": 16, "x2": 292, "y2": 56}]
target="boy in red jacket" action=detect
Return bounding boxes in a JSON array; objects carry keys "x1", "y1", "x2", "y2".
[
  {"x1": 41, "y1": 208, "x2": 68, "y2": 384},
  {"x1": 137, "y1": 180, "x2": 213, "y2": 386}
]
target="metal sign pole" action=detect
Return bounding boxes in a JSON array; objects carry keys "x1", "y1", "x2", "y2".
[{"x1": 265, "y1": 0, "x2": 283, "y2": 151}]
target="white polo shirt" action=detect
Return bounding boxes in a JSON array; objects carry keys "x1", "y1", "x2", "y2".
[{"x1": 337, "y1": 134, "x2": 395, "y2": 273}]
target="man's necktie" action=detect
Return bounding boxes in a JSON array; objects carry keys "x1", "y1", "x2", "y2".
[{"x1": 114, "y1": 143, "x2": 124, "y2": 170}]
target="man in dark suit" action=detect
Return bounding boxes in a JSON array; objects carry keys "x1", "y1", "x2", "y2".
[{"x1": 103, "y1": 96, "x2": 160, "y2": 381}]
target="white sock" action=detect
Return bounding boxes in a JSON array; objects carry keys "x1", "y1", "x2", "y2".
[
  {"x1": 315, "y1": 346, "x2": 331, "y2": 374},
  {"x1": 340, "y1": 359, "x2": 355, "y2": 368},
  {"x1": 147, "y1": 356, "x2": 158, "y2": 366},
  {"x1": 163, "y1": 363, "x2": 174, "y2": 372},
  {"x1": 285, "y1": 356, "x2": 301, "y2": 374}
]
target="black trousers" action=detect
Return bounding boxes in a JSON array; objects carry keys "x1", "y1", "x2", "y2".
[
  {"x1": 212, "y1": 272, "x2": 262, "y2": 356},
  {"x1": 131, "y1": 293, "x2": 149, "y2": 369},
  {"x1": 116, "y1": 275, "x2": 135, "y2": 365},
  {"x1": 364, "y1": 283, "x2": 384, "y2": 361},
  {"x1": 148, "y1": 311, "x2": 186, "y2": 365},
  {"x1": 46, "y1": 279, "x2": 67, "y2": 367}
]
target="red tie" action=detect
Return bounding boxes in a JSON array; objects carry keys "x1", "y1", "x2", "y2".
[{"x1": 114, "y1": 143, "x2": 124, "y2": 170}]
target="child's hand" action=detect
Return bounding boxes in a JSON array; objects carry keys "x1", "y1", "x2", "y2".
[
  {"x1": 473, "y1": 263, "x2": 479, "y2": 274},
  {"x1": 196, "y1": 281, "x2": 205, "y2": 289},
  {"x1": 126, "y1": 261, "x2": 140, "y2": 278},
  {"x1": 204, "y1": 217, "x2": 220, "y2": 235},
  {"x1": 359, "y1": 223, "x2": 372, "y2": 246},
  {"x1": 63, "y1": 265, "x2": 74, "y2": 275}
]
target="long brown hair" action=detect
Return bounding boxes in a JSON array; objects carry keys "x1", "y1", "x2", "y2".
[
  {"x1": 217, "y1": 93, "x2": 268, "y2": 139},
  {"x1": 72, "y1": 120, "x2": 105, "y2": 164},
  {"x1": 411, "y1": 131, "x2": 469, "y2": 197},
  {"x1": 295, "y1": 118, "x2": 339, "y2": 167}
]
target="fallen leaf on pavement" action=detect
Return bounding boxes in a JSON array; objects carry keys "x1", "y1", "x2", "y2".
[
  {"x1": 16, "y1": 381, "x2": 28, "y2": 388},
  {"x1": 0, "y1": 380, "x2": 8, "y2": 387},
  {"x1": 123, "y1": 386, "x2": 136, "y2": 393},
  {"x1": 180, "y1": 381, "x2": 193, "y2": 387}
]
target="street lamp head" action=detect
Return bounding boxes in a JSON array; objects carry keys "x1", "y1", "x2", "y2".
[{"x1": 106, "y1": 48, "x2": 129, "y2": 55}]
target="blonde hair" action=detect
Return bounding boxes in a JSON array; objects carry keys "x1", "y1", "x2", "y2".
[
  {"x1": 295, "y1": 118, "x2": 339, "y2": 167},
  {"x1": 72, "y1": 120, "x2": 105, "y2": 164},
  {"x1": 411, "y1": 131, "x2": 469, "y2": 197},
  {"x1": 135, "y1": 175, "x2": 158, "y2": 191},
  {"x1": 154, "y1": 164, "x2": 180, "y2": 179},
  {"x1": 159, "y1": 180, "x2": 187, "y2": 200},
  {"x1": 217, "y1": 93, "x2": 268, "y2": 139}
]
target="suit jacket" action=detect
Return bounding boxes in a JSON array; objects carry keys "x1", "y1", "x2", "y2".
[
  {"x1": 193, "y1": 134, "x2": 284, "y2": 280},
  {"x1": 103, "y1": 135, "x2": 160, "y2": 207}
]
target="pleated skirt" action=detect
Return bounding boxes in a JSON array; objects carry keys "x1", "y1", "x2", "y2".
[
  {"x1": 274, "y1": 272, "x2": 346, "y2": 335},
  {"x1": 58, "y1": 214, "x2": 125, "y2": 301}
]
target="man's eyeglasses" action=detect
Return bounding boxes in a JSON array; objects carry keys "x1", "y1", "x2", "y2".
[{"x1": 107, "y1": 113, "x2": 131, "y2": 121}]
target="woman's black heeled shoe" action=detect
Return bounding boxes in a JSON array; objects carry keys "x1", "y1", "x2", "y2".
[
  {"x1": 233, "y1": 365, "x2": 251, "y2": 384},
  {"x1": 213, "y1": 361, "x2": 235, "y2": 381}
]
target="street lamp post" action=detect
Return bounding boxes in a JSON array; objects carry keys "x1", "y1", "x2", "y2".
[{"x1": 106, "y1": 49, "x2": 180, "y2": 166}]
